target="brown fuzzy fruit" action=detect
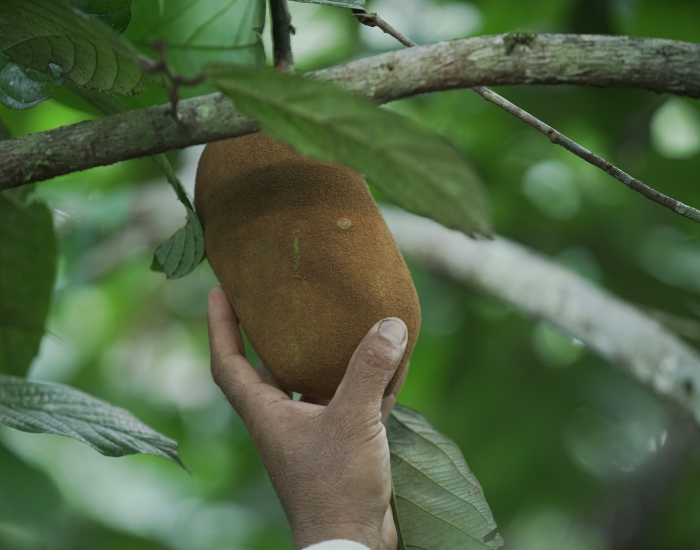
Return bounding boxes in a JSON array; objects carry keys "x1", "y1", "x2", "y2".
[{"x1": 195, "y1": 132, "x2": 421, "y2": 399}]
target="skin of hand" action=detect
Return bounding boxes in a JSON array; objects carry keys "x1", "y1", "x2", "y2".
[{"x1": 207, "y1": 286, "x2": 409, "y2": 550}]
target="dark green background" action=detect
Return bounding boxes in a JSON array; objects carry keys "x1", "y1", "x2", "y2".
[{"x1": 2, "y1": 0, "x2": 700, "y2": 548}]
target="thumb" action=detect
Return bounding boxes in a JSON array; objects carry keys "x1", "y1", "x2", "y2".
[{"x1": 329, "y1": 318, "x2": 408, "y2": 419}]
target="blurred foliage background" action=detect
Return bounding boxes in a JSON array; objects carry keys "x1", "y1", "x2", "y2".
[{"x1": 3, "y1": 0, "x2": 700, "y2": 548}]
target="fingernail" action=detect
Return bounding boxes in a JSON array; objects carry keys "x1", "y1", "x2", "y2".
[{"x1": 379, "y1": 319, "x2": 406, "y2": 345}]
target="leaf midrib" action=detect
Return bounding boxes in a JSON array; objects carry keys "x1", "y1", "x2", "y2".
[
  {"x1": 395, "y1": 490, "x2": 494, "y2": 548},
  {"x1": 391, "y1": 413, "x2": 491, "y2": 522},
  {"x1": 391, "y1": 450, "x2": 491, "y2": 524}
]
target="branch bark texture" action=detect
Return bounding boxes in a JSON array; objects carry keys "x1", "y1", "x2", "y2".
[
  {"x1": 2, "y1": 34, "x2": 700, "y2": 189},
  {"x1": 382, "y1": 206, "x2": 700, "y2": 428},
  {"x1": 314, "y1": 33, "x2": 700, "y2": 102},
  {"x1": 3, "y1": 95, "x2": 259, "y2": 189}
]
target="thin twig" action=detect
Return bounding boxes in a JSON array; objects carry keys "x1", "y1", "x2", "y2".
[
  {"x1": 354, "y1": 16, "x2": 700, "y2": 225},
  {"x1": 270, "y1": 0, "x2": 294, "y2": 73},
  {"x1": 352, "y1": 10, "x2": 416, "y2": 48},
  {"x1": 474, "y1": 86, "x2": 700, "y2": 223},
  {"x1": 140, "y1": 39, "x2": 204, "y2": 121}
]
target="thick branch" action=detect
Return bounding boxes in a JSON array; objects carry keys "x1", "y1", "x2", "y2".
[
  {"x1": 270, "y1": 0, "x2": 294, "y2": 73},
  {"x1": 0, "y1": 94, "x2": 259, "y2": 189},
  {"x1": 2, "y1": 34, "x2": 700, "y2": 189},
  {"x1": 382, "y1": 206, "x2": 700, "y2": 428},
  {"x1": 313, "y1": 33, "x2": 700, "y2": 102}
]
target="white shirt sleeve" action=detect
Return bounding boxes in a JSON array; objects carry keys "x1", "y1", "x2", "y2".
[{"x1": 302, "y1": 540, "x2": 371, "y2": 550}]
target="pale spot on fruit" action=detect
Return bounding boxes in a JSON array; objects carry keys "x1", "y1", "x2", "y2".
[{"x1": 337, "y1": 219, "x2": 352, "y2": 229}]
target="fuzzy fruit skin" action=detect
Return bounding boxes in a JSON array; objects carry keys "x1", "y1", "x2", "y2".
[{"x1": 195, "y1": 133, "x2": 421, "y2": 399}]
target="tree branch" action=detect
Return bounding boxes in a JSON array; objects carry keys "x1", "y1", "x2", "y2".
[
  {"x1": 270, "y1": 0, "x2": 294, "y2": 73},
  {"x1": 311, "y1": 33, "x2": 700, "y2": 102},
  {"x1": 2, "y1": 34, "x2": 700, "y2": 190},
  {"x1": 382, "y1": 206, "x2": 700, "y2": 429},
  {"x1": 355, "y1": 19, "x2": 700, "y2": 223},
  {"x1": 0, "y1": 94, "x2": 260, "y2": 190}
]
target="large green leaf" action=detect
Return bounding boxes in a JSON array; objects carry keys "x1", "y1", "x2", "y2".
[
  {"x1": 62, "y1": 0, "x2": 133, "y2": 34},
  {"x1": 126, "y1": 0, "x2": 265, "y2": 99},
  {"x1": 0, "y1": 374, "x2": 187, "y2": 471},
  {"x1": 0, "y1": 1, "x2": 129, "y2": 109},
  {"x1": 0, "y1": 191, "x2": 57, "y2": 377},
  {"x1": 205, "y1": 65, "x2": 491, "y2": 236},
  {"x1": 59, "y1": 79, "x2": 130, "y2": 115},
  {"x1": 290, "y1": 0, "x2": 366, "y2": 8},
  {"x1": 0, "y1": 440, "x2": 62, "y2": 528},
  {"x1": 0, "y1": 0, "x2": 159, "y2": 95},
  {"x1": 387, "y1": 405, "x2": 504, "y2": 549}
]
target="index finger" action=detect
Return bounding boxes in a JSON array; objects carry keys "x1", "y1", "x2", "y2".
[
  {"x1": 207, "y1": 287, "x2": 266, "y2": 415},
  {"x1": 207, "y1": 286, "x2": 247, "y2": 363}
]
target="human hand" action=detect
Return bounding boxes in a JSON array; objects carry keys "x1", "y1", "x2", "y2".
[{"x1": 207, "y1": 286, "x2": 409, "y2": 550}]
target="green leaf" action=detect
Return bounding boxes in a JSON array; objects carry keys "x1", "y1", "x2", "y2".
[
  {"x1": 0, "y1": 52, "x2": 54, "y2": 110},
  {"x1": 0, "y1": 0, "x2": 159, "y2": 95},
  {"x1": 0, "y1": 191, "x2": 57, "y2": 377},
  {"x1": 0, "y1": 374, "x2": 187, "y2": 471},
  {"x1": 128, "y1": 0, "x2": 266, "y2": 94},
  {"x1": 387, "y1": 405, "x2": 504, "y2": 549},
  {"x1": 151, "y1": 208, "x2": 205, "y2": 279},
  {"x1": 149, "y1": 154, "x2": 206, "y2": 279},
  {"x1": 205, "y1": 65, "x2": 491, "y2": 237},
  {"x1": 56, "y1": 84, "x2": 206, "y2": 278},
  {"x1": 290, "y1": 0, "x2": 366, "y2": 8},
  {"x1": 0, "y1": 440, "x2": 62, "y2": 527},
  {"x1": 61, "y1": 0, "x2": 133, "y2": 34},
  {"x1": 58, "y1": 79, "x2": 130, "y2": 116}
]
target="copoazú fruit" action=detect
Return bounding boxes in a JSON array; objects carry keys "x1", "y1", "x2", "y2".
[{"x1": 195, "y1": 132, "x2": 421, "y2": 399}]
